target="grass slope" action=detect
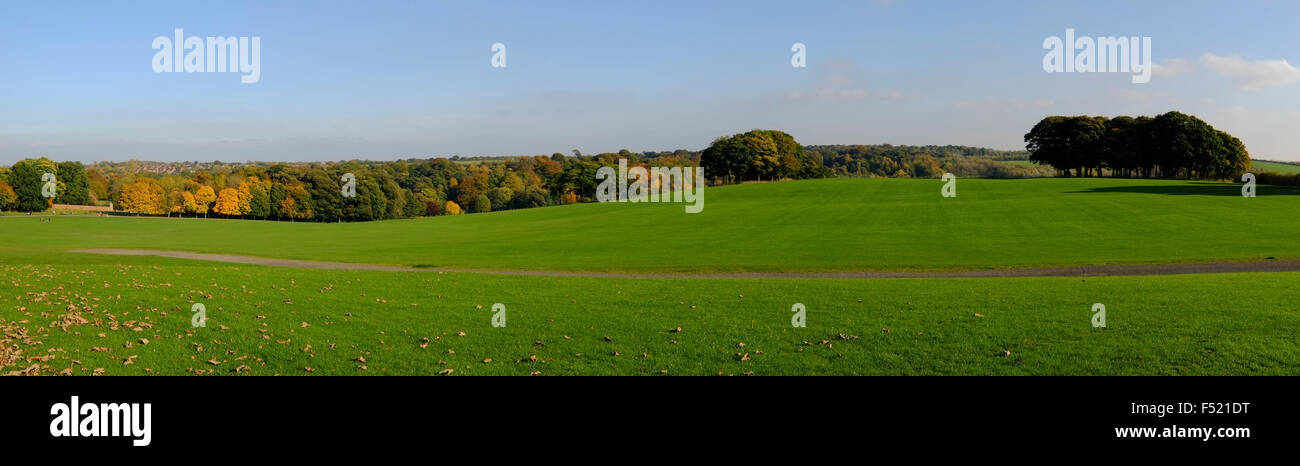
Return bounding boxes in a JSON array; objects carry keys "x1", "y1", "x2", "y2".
[
  {"x1": 3, "y1": 252, "x2": 1298, "y2": 376},
  {"x1": 3, "y1": 178, "x2": 1300, "y2": 272},
  {"x1": 1252, "y1": 160, "x2": 1300, "y2": 174}
]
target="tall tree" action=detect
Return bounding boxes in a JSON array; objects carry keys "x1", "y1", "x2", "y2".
[
  {"x1": 55, "y1": 162, "x2": 91, "y2": 205},
  {"x1": 8, "y1": 158, "x2": 59, "y2": 211}
]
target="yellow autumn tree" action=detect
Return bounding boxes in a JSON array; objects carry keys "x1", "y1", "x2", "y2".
[
  {"x1": 194, "y1": 185, "x2": 216, "y2": 216},
  {"x1": 236, "y1": 182, "x2": 252, "y2": 215},
  {"x1": 118, "y1": 180, "x2": 167, "y2": 215},
  {"x1": 180, "y1": 191, "x2": 198, "y2": 214},
  {"x1": 214, "y1": 188, "x2": 241, "y2": 216},
  {"x1": 444, "y1": 200, "x2": 462, "y2": 215},
  {"x1": 279, "y1": 197, "x2": 304, "y2": 219}
]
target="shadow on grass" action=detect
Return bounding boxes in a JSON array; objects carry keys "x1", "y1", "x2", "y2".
[{"x1": 1068, "y1": 181, "x2": 1300, "y2": 197}]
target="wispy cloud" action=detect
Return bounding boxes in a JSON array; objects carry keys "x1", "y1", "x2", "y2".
[
  {"x1": 1152, "y1": 58, "x2": 1195, "y2": 78},
  {"x1": 786, "y1": 59, "x2": 906, "y2": 102},
  {"x1": 1201, "y1": 53, "x2": 1300, "y2": 90}
]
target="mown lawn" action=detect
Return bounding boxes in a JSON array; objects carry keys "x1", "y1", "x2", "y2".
[
  {"x1": 2, "y1": 251, "x2": 1298, "y2": 376},
  {"x1": 1252, "y1": 160, "x2": 1300, "y2": 175},
  {"x1": 3, "y1": 178, "x2": 1299, "y2": 273},
  {"x1": 4, "y1": 178, "x2": 1298, "y2": 376}
]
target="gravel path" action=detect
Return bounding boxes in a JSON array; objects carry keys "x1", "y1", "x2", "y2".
[{"x1": 72, "y1": 248, "x2": 1300, "y2": 279}]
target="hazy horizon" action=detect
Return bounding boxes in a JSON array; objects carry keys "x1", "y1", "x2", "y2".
[
  {"x1": 0, "y1": 139, "x2": 1038, "y2": 167},
  {"x1": 5, "y1": 0, "x2": 1300, "y2": 164}
]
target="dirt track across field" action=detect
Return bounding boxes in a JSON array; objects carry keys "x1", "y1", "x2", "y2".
[{"x1": 71, "y1": 248, "x2": 1300, "y2": 279}]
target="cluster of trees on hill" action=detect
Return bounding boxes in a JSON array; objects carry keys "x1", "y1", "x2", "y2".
[
  {"x1": 806, "y1": 145, "x2": 1049, "y2": 178},
  {"x1": 1025, "y1": 111, "x2": 1249, "y2": 179},
  {"x1": 0, "y1": 158, "x2": 92, "y2": 211},
  {"x1": 700, "y1": 130, "x2": 830, "y2": 184}
]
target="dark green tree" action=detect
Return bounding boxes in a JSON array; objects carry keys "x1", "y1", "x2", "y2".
[
  {"x1": 55, "y1": 161, "x2": 91, "y2": 205},
  {"x1": 8, "y1": 158, "x2": 58, "y2": 211}
]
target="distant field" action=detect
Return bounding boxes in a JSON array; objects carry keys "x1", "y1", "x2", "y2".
[
  {"x1": 3, "y1": 251, "x2": 1297, "y2": 376},
  {"x1": 3, "y1": 178, "x2": 1300, "y2": 272},
  {"x1": 1252, "y1": 160, "x2": 1300, "y2": 174}
]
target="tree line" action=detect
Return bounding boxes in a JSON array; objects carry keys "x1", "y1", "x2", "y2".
[
  {"x1": 1024, "y1": 111, "x2": 1249, "y2": 179},
  {"x1": 806, "y1": 144, "x2": 1049, "y2": 179},
  {"x1": 39, "y1": 128, "x2": 835, "y2": 219},
  {"x1": 1, "y1": 150, "x2": 703, "y2": 221}
]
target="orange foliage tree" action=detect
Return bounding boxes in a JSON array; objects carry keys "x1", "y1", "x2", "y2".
[
  {"x1": 118, "y1": 179, "x2": 167, "y2": 215},
  {"x1": 194, "y1": 185, "x2": 216, "y2": 216},
  {"x1": 214, "y1": 188, "x2": 242, "y2": 216}
]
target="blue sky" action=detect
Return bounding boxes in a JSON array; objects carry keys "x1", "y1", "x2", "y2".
[{"x1": 2, "y1": 0, "x2": 1299, "y2": 163}]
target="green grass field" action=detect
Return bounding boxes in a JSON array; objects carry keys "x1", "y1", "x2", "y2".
[
  {"x1": 1252, "y1": 160, "x2": 1300, "y2": 174},
  {"x1": 4, "y1": 178, "x2": 1300, "y2": 272},
  {"x1": 3, "y1": 178, "x2": 1299, "y2": 375}
]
